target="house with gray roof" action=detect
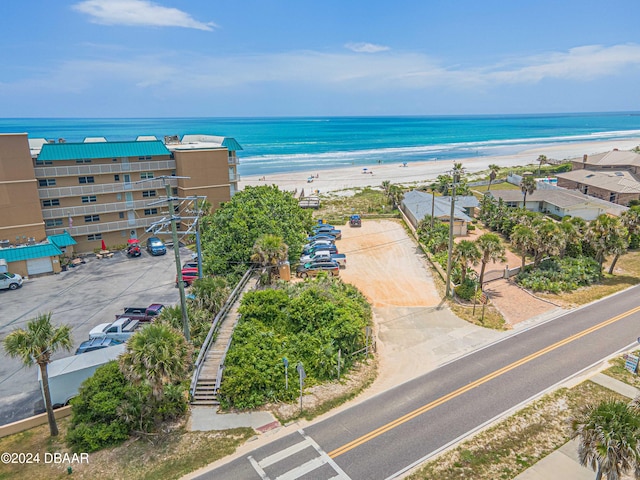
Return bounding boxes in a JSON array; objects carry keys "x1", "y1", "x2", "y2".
[
  {"x1": 488, "y1": 186, "x2": 627, "y2": 220},
  {"x1": 401, "y1": 190, "x2": 475, "y2": 236}
]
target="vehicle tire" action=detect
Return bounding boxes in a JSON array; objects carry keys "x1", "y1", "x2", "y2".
[
  {"x1": 301, "y1": 272, "x2": 308, "y2": 278},
  {"x1": 9, "y1": 283, "x2": 18, "y2": 290}
]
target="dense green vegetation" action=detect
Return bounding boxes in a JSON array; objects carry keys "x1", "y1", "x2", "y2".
[
  {"x1": 200, "y1": 185, "x2": 314, "y2": 278},
  {"x1": 218, "y1": 277, "x2": 372, "y2": 410},
  {"x1": 516, "y1": 257, "x2": 601, "y2": 293},
  {"x1": 66, "y1": 361, "x2": 188, "y2": 452}
]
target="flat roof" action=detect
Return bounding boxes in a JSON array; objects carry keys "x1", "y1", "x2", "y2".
[{"x1": 37, "y1": 140, "x2": 171, "y2": 161}]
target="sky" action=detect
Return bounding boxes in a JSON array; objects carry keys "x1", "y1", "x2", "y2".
[{"x1": 3, "y1": 0, "x2": 640, "y2": 117}]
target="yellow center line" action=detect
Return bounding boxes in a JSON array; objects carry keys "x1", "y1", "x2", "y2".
[{"x1": 328, "y1": 304, "x2": 640, "y2": 458}]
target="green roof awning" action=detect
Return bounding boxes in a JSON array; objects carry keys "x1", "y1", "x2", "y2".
[
  {"x1": 38, "y1": 140, "x2": 171, "y2": 161},
  {"x1": 0, "y1": 244, "x2": 62, "y2": 262},
  {"x1": 47, "y1": 232, "x2": 77, "y2": 248},
  {"x1": 222, "y1": 137, "x2": 243, "y2": 151}
]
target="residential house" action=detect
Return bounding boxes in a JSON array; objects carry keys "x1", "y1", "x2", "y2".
[{"x1": 401, "y1": 190, "x2": 475, "y2": 236}]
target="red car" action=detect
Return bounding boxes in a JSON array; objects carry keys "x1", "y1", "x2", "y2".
[{"x1": 176, "y1": 268, "x2": 199, "y2": 287}]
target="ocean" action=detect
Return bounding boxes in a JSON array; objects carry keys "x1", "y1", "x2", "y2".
[{"x1": 2, "y1": 113, "x2": 640, "y2": 176}]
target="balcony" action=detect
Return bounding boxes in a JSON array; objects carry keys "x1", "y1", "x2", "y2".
[
  {"x1": 38, "y1": 177, "x2": 178, "y2": 199},
  {"x1": 45, "y1": 215, "x2": 165, "y2": 237},
  {"x1": 228, "y1": 154, "x2": 240, "y2": 166},
  {"x1": 34, "y1": 159, "x2": 176, "y2": 178},
  {"x1": 229, "y1": 172, "x2": 241, "y2": 182},
  {"x1": 41, "y1": 199, "x2": 165, "y2": 219}
]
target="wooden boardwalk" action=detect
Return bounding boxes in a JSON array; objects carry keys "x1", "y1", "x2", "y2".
[{"x1": 191, "y1": 275, "x2": 256, "y2": 406}]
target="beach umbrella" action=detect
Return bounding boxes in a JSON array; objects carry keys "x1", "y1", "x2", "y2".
[
  {"x1": 101, "y1": 239, "x2": 107, "y2": 250},
  {"x1": 363, "y1": 167, "x2": 368, "y2": 172}
]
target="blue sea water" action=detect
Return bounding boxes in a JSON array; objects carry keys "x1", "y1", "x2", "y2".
[{"x1": 2, "y1": 113, "x2": 640, "y2": 176}]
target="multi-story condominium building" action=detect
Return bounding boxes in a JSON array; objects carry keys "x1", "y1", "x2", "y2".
[{"x1": 0, "y1": 132, "x2": 241, "y2": 276}]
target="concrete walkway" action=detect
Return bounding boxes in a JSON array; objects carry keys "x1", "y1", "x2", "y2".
[{"x1": 514, "y1": 373, "x2": 640, "y2": 480}]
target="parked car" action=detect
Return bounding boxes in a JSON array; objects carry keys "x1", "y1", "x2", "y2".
[
  {"x1": 306, "y1": 233, "x2": 337, "y2": 243},
  {"x1": 303, "y1": 244, "x2": 339, "y2": 255},
  {"x1": 146, "y1": 237, "x2": 166, "y2": 255},
  {"x1": 300, "y1": 251, "x2": 346, "y2": 267},
  {"x1": 296, "y1": 260, "x2": 340, "y2": 278},
  {"x1": 311, "y1": 226, "x2": 342, "y2": 239},
  {"x1": 350, "y1": 214, "x2": 362, "y2": 227},
  {"x1": 75, "y1": 337, "x2": 123, "y2": 355},
  {"x1": 0, "y1": 272, "x2": 23, "y2": 290},
  {"x1": 115, "y1": 304, "x2": 164, "y2": 322},
  {"x1": 182, "y1": 261, "x2": 199, "y2": 269},
  {"x1": 304, "y1": 239, "x2": 335, "y2": 249},
  {"x1": 89, "y1": 317, "x2": 140, "y2": 342},
  {"x1": 177, "y1": 267, "x2": 199, "y2": 287}
]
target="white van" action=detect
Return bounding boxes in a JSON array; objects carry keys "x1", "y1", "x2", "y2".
[{"x1": 0, "y1": 272, "x2": 23, "y2": 290}]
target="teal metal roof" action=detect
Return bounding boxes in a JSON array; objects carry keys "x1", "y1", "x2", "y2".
[
  {"x1": 37, "y1": 140, "x2": 171, "y2": 161},
  {"x1": 48, "y1": 231, "x2": 77, "y2": 248},
  {"x1": 222, "y1": 137, "x2": 243, "y2": 151},
  {"x1": 0, "y1": 243, "x2": 62, "y2": 263}
]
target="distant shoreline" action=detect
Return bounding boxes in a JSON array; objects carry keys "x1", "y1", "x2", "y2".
[{"x1": 238, "y1": 138, "x2": 640, "y2": 195}]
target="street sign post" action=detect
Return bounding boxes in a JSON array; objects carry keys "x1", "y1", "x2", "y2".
[
  {"x1": 297, "y1": 362, "x2": 306, "y2": 413},
  {"x1": 283, "y1": 357, "x2": 289, "y2": 390}
]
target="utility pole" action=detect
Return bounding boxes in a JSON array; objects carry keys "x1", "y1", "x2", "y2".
[
  {"x1": 165, "y1": 181, "x2": 190, "y2": 341},
  {"x1": 445, "y1": 165, "x2": 462, "y2": 298}
]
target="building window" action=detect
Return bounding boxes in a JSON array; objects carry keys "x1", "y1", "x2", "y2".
[
  {"x1": 171, "y1": 170, "x2": 176, "y2": 176},
  {"x1": 88, "y1": 233, "x2": 102, "y2": 241},
  {"x1": 112, "y1": 158, "x2": 118, "y2": 162},
  {"x1": 84, "y1": 215, "x2": 100, "y2": 223},
  {"x1": 144, "y1": 208, "x2": 158, "y2": 216},
  {"x1": 81, "y1": 195, "x2": 97, "y2": 203},
  {"x1": 138, "y1": 156, "x2": 152, "y2": 161},
  {"x1": 142, "y1": 190, "x2": 156, "y2": 198},
  {"x1": 42, "y1": 199, "x2": 60, "y2": 207},
  {"x1": 610, "y1": 193, "x2": 617, "y2": 202},
  {"x1": 119, "y1": 212, "x2": 125, "y2": 219},
  {"x1": 114, "y1": 174, "x2": 120, "y2": 181},
  {"x1": 172, "y1": 188, "x2": 178, "y2": 195},
  {"x1": 45, "y1": 218, "x2": 63, "y2": 227},
  {"x1": 140, "y1": 172, "x2": 154, "y2": 179},
  {"x1": 38, "y1": 178, "x2": 56, "y2": 187},
  {"x1": 35, "y1": 160, "x2": 53, "y2": 166},
  {"x1": 79, "y1": 176, "x2": 95, "y2": 184},
  {"x1": 76, "y1": 159, "x2": 92, "y2": 164}
]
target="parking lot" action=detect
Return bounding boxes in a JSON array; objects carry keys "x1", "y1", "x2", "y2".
[{"x1": 0, "y1": 246, "x2": 186, "y2": 426}]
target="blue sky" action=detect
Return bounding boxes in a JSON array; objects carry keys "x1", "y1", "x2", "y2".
[{"x1": 3, "y1": 0, "x2": 640, "y2": 117}]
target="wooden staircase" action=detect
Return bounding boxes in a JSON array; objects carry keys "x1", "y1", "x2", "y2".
[{"x1": 191, "y1": 277, "x2": 255, "y2": 406}]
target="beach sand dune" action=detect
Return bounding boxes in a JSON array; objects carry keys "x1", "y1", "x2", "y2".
[{"x1": 239, "y1": 138, "x2": 640, "y2": 195}]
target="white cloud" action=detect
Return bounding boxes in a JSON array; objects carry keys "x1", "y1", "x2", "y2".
[
  {"x1": 345, "y1": 42, "x2": 390, "y2": 53},
  {"x1": 72, "y1": 0, "x2": 216, "y2": 31}
]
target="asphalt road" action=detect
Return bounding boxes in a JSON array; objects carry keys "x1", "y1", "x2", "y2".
[
  {"x1": 0, "y1": 248, "x2": 183, "y2": 426},
  {"x1": 196, "y1": 285, "x2": 640, "y2": 480}
]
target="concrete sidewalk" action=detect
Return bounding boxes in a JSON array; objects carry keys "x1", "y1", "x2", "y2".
[{"x1": 514, "y1": 373, "x2": 640, "y2": 480}]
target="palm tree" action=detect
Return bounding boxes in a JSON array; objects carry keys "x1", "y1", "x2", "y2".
[
  {"x1": 452, "y1": 240, "x2": 481, "y2": 284},
  {"x1": 3, "y1": 313, "x2": 72, "y2": 436},
  {"x1": 387, "y1": 185, "x2": 404, "y2": 209},
  {"x1": 536, "y1": 155, "x2": 547, "y2": 175},
  {"x1": 250, "y1": 234, "x2": 288, "y2": 284},
  {"x1": 487, "y1": 164, "x2": 500, "y2": 192},
  {"x1": 119, "y1": 323, "x2": 193, "y2": 400},
  {"x1": 520, "y1": 175, "x2": 537, "y2": 208},
  {"x1": 585, "y1": 214, "x2": 628, "y2": 273},
  {"x1": 609, "y1": 207, "x2": 640, "y2": 274},
  {"x1": 511, "y1": 225, "x2": 537, "y2": 269},
  {"x1": 381, "y1": 180, "x2": 391, "y2": 194},
  {"x1": 531, "y1": 219, "x2": 566, "y2": 266},
  {"x1": 476, "y1": 233, "x2": 506, "y2": 285},
  {"x1": 570, "y1": 398, "x2": 640, "y2": 480}
]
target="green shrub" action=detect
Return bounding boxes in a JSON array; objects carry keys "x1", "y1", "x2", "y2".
[
  {"x1": 516, "y1": 256, "x2": 600, "y2": 293},
  {"x1": 455, "y1": 278, "x2": 480, "y2": 300},
  {"x1": 218, "y1": 278, "x2": 371, "y2": 410}
]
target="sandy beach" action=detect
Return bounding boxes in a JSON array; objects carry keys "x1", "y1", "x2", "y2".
[{"x1": 239, "y1": 138, "x2": 640, "y2": 195}]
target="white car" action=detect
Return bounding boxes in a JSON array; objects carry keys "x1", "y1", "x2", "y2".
[
  {"x1": 89, "y1": 317, "x2": 140, "y2": 342},
  {"x1": 0, "y1": 272, "x2": 23, "y2": 290}
]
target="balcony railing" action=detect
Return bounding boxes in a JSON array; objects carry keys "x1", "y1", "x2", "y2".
[
  {"x1": 34, "y1": 160, "x2": 176, "y2": 178},
  {"x1": 45, "y1": 216, "x2": 164, "y2": 236},
  {"x1": 228, "y1": 155, "x2": 240, "y2": 166},
  {"x1": 38, "y1": 177, "x2": 178, "y2": 199},
  {"x1": 41, "y1": 199, "x2": 166, "y2": 219}
]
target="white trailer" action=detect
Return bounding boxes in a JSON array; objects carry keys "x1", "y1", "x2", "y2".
[{"x1": 39, "y1": 344, "x2": 126, "y2": 407}]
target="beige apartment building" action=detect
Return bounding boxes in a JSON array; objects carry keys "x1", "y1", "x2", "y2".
[{"x1": 0, "y1": 132, "x2": 241, "y2": 275}]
